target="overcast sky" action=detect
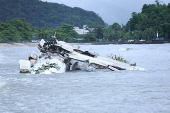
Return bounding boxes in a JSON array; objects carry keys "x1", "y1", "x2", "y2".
[{"x1": 41, "y1": 0, "x2": 169, "y2": 25}]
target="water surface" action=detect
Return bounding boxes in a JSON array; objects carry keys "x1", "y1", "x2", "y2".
[{"x1": 0, "y1": 44, "x2": 170, "y2": 113}]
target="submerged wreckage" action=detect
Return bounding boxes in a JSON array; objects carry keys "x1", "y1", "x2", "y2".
[{"x1": 19, "y1": 38, "x2": 145, "y2": 74}]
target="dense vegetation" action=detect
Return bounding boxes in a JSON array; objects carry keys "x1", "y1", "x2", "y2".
[
  {"x1": 0, "y1": 18, "x2": 33, "y2": 42},
  {"x1": 0, "y1": 0, "x2": 105, "y2": 28},
  {"x1": 102, "y1": 1, "x2": 170, "y2": 42},
  {"x1": 0, "y1": 18, "x2": 79, "y2": 42},
  {"x1": 37, "y1": 24, "x2": 78, "y2": 42},
  {"x1": 0, "y1": 0, "x2": 169, "y2": 43},
  {"x1": 125, "y1": 0, "x2": 170, "y2": 41}
]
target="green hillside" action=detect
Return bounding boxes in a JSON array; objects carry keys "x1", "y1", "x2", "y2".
[
  {"x1": 0, "y1": 0, "x2": 105, "y2": 28},
  {"x1": 126, "y1": 1, "x2": 170, "y2": 40},
  {"x1": 103, "y1": 1, "x2": 170, "y2": 42}
]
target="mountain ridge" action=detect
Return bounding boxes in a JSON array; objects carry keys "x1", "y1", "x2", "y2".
[{"x1": 0, "y1": 0, "x2": 105, "y2": 28}]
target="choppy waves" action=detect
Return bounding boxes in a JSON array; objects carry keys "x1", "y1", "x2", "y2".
[
  {"x1": 118, "y1": 48, "x2": 132, "y2": 52},
  {"x1": 0, "y1": 53, "x2": 5, "y2": 63},
  {"x1": 0, "y1": 76, "x2": 7, "y2": 89}
]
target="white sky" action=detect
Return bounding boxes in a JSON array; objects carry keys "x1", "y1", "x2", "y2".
[{"x1": 41, "y1": 0, "x2": 170, "y2": 25}]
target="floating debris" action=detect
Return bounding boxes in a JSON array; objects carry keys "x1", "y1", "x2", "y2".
[
  {"x1": 118, "y1": 48, "x2": 131, "y2": 52},
  {"x1": 107, "y1": 54, "x2": 129, "y2": 64}
]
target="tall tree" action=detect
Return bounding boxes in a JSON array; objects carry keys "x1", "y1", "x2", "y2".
[{"x1": 0, "y1": 18, "x2": 33, "y2": 42}]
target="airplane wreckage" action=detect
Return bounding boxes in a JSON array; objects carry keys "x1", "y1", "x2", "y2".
[{"x1": 19, "y1": 38, "x2": 145, "y2": 74}]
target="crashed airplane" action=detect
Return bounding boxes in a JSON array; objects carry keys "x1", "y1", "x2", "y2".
[{"x1": 19, "y1": 38, "x2": 145, "y2": 74}]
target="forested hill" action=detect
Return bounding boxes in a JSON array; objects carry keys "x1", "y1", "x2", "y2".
[
  {"x1": 0, "y1": 0, "x2": 105, "y2": 28},
  {"x1": 126, "y1": 1, "x2": 170, "y2": 39}
]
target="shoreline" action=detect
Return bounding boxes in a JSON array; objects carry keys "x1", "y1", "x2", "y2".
[
  {"x1": 0, "y1": 41, "x2": 168, "y2": 47},
  {"x1": 0, "y1": 42, "x2": 93, "y2": 47},
  {"x1": 0, "y1": 43, "x2": 39, "y2": 47}
]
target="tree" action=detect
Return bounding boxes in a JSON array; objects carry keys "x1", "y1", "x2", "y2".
[
  {"x1": 125, "y1": 2, "x2": 170, "y2": 40},
  {"x1": 84, "y1": 33, "x2": 97, "y2": 42},
  {"x1": 0, "y1": 18, "x2": 33, "y2": 42},
  {"x1": 155, "y1": 0, "x2": 161, "y2": 7},
  {"x1": 87, "y1": 23, "x2": 103, "y2": 39}
]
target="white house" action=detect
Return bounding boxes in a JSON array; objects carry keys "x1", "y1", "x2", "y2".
[
  {"x1": 128, "y1": 40, "x2": 134, "y2": 42},
  {"x1": 73, "y1": 25, "x2": 89, "y2": 35}
]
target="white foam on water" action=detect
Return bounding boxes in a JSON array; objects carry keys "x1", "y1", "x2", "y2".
[
  {"x1": 0, "y1": 76, "x2": 7, "y2": 88},
  {"x1": 0, "y1": 53, "x2": 5, "y2": 63},
  {"x1": 118, "y1": 48, "x2": 132, "y2": 52}
]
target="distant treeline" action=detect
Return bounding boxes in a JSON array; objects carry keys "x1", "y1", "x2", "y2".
[
  {"x1": 103, "y1": 0, "x2": 170, "y2": 42},
  {"x1": 0, "y1": 0, "x2": 105, "y2": 28},
  {"x1": 125, "y1": 0, "x2": 170, "y2": 41},
  {"x1": 0, "y1": 0, "x2": 170, "y2": 43},
  {"x1": 0, "y1": 18, "x2": 79, "y2": 42}
]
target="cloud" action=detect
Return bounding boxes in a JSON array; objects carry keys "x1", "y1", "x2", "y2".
[{"x1": 42, "y1": 0, "x2": 170, "y2": 25}]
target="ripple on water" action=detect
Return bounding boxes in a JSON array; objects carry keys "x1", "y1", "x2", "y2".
[
  {"x1": 0, "y1": 53, "x2": 5, "y2": 63},
  {"x1": 0, "y1": 76, "x2": 7, "y2": 89}
]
